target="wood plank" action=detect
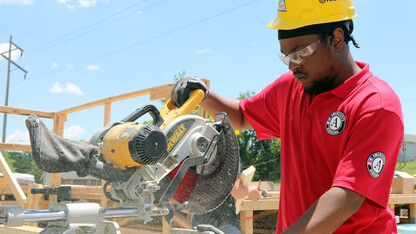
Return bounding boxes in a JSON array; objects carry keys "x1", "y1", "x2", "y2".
[
  {"x1": 104, "y1": 102, "x2": 111, "y2": 125},
  {"x1": 240, "y1": 199, "x2": 279, "y2": 211},
  {"x1": 0, "y1": 152, "x2": 27, "y2": 207},
  {"x1": 240, "y1": 210, "x2": 254, "y2": 234},
  {"x1": 0, "y1": 225, "x2": 44, "y2": 234},
  {"x1": 0, "y1": 106, "x2": 54, "y2": 119},
  {"x1": 59, "y1": 84, "x2": 173, "y2": 115},
  {"x1": 236, "y1": 166, "x2": 256, "y2": 214},
  {"x1": 116, "y1": 217, "x2": 136, "y2": 227},
  {"x1": 27, "y1": 184, "x2": 43, "y2": 210},
  {"x1": 173, "y1": 212, "x2": 192, "y2": 229},
  {"x1": 0, "y1": 184, "x2": 29, "y2": 195},
  {"x1": 162, "y1": 217, "x2": 171, "y2": 234},
  {"x1": 389, "y1": 194, "x2": 416, "y2": 204},
  {"x1": 53, "y1": 113, "x2": 66, "y2": 136},
  {"x1": 102, "y1": 106, "x2": 111, "y2": 207},
  {"x1": 120, "y1": 227, "x2": 161, "y2": 234},
  {"x1": 150, "y1": 85, "x2": 173, "y2": 101},
  {"x1": 0, "y1": 143, "x2": 32, "y2": 152},
  {"x1": 0, "y1": 200, "x2": 25, "y2": 205},
  {"x1": 409, "y1": 203, "x2": 416, "y2": 223}
]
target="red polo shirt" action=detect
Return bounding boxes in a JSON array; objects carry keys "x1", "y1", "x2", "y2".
[{"x1": 239, "y1": 62, "x2": 403, "y2": 233}]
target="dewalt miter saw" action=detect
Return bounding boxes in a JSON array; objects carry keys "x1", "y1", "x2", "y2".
[{"x1": 0, "y1": 90, "x2": 239, "y2": 233}]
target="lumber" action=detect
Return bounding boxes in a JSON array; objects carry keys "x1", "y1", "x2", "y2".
[
  {"x1": 0, "y1": 225, "x2": 43, "y2": 233},
  {"x1": 240, "y1": 199, "x2": 279, "y2": 211},
  {"x1": 0, "y1": 143, "x2": 32, "y2": 152},
  {"x1": 236, "y1": 166, "x2": 256, "y2": 214},
  {"x1": 0, "y1": 152, "x2": 27, "y2": 207},
  {"x1": 240, "y1": 210, "x2": 254, "y2": 234},
  {"x1": 59, "y1": 84, "x2": 173, "y2": 115},
  {"x1": 0, "y1": 106, "x2": 54, "y2": 119}
]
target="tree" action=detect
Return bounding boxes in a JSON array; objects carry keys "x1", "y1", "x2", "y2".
[
  {"x1": 236, "y1": 91, "x2": 281, "y2": 182},
  {"x1": 4, "y1": 151, "x2": 43, "y2": 183}
]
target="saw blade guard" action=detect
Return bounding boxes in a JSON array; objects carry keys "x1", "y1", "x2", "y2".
[{"x1": 164, "y1": 112, "x2": 240, "y2": 214}]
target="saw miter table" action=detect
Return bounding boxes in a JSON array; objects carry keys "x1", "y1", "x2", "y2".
[{"x1": 0, "y1": 90, "x2": 239, "y2": 234}]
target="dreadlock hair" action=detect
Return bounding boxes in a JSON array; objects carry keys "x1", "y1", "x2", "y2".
[
  {"x1": 318, "y1": 20, "x2": 360, "y2": 48},
  {"x1": 278, "y1": 20, "x2": 360, "y2": 49}
]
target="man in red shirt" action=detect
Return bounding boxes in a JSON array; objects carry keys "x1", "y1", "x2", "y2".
[{"x1": 170, "y1": 0, "x2": 403, "y2": 233}]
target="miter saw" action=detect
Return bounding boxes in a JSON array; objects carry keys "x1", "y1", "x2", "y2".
[{"x1": 0, "y1": 90, "x2": 239, "y2": 233}]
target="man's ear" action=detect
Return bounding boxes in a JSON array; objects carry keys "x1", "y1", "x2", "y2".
[{"x1": 332, "y1": 27, "x2": 345, "y2": 51}]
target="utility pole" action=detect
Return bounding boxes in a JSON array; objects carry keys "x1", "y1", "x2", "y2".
[{"x1": 1, "y1": 35, "x2": 28, "y2": 143}]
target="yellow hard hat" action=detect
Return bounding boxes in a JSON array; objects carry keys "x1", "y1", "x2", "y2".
[{"x1": 267, "y1": 0, "x2": 357, "y2": 30}]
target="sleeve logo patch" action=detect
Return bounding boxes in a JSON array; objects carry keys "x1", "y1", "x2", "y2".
[
  {"x1": 367, "y1": 152, "x2": 386, "y2": 179},
  {"x1": 325, "y1": 111, "x2": 346, "y2": 136}
]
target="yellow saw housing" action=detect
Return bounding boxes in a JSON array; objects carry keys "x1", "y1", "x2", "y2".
[{"x1": 92, "y1": 89, "x2": 205, "y2": 169}]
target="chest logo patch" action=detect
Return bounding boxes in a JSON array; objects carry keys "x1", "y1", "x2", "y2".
[
  {"x1": 367, "y1": 152, "x2": 386, "y2": 179},
  {"x1": 325, "y1": 111, "x2": 346, "y2": 136}
]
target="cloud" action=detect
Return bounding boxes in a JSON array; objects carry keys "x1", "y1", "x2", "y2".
[
  {"x1": 0, "y1": 43, "x2": 23, "y2": 61},
  {"x1": 195, "y1": 49, "x2": 212, "y2": 54},
  {"x1": 66, "y1": 64, "x2": 74, "y2": 69},
  {"x1": 64, "y1": 125, "x2": 85, "y2": 140},
  {"x1": 78, "y1": 0, "x2": 97, "y2": 7},
  {"x1": 52, "y1": 62, "x2": 59, "y2": 68},
  {"x1": 57, "y1": 0, "x2": 74, "y2": 9},
  {"x1": 86, "y1": 65, "x2": 100, "y2": 70},
  {"x1": 49, "y1": 82, "x2": 84, "y2": 95},
  {"x1": 0, "y1": 0, "x2": 34, "y2": 5},
  {"x1": 58, "y1": 0, "x2": 108, "y2": 9},
  {"x1": 6, "y1": 130, "x2": 30, "y2": 144}
]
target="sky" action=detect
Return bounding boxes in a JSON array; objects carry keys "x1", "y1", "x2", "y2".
[{"x1": 0, "y1": 0, "x2": 415, "y2": 144}]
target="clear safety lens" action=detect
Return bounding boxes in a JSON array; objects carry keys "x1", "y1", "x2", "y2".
[{"x1": 280, "y1": 40, "x2": 320, "y2": 66}]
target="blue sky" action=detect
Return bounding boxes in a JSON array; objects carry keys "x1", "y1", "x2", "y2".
[{"x1": 0, "y1": 0, "x2": 415, "y2": 144}]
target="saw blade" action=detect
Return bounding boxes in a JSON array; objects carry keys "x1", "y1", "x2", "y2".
[{"x1": 184, "y1": 112, "x2": 239, "y2": 214}]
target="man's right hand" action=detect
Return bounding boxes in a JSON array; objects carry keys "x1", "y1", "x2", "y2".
[{"x1": 170, "y1": 76, "x2": 209, "y2": 108}]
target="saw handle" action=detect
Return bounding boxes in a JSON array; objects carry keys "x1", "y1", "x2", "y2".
[
  {"x1": 121, "y1": 104, "x2": 164, "y2": 127},
  {"x1": 160, "y1": 89, "x2": 205, "y2": 128}
]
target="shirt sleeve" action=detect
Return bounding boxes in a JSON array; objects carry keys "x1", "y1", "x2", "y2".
[
  {"x1": 239, "y1": 77, "x2": 282, "y2": 140},
  {"x1": 332, "y1": 108, "x2": 404, "y2": 208}
]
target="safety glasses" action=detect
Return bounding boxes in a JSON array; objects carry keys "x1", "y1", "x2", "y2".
[{"x1": 279, "y1": 40, "x2": 320, "y2": 66}]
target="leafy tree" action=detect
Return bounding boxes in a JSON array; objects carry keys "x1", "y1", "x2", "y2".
[
  {"x1": 4, "y1": 151, "x2": 43, "y2": 184},
  {"x1": 236, "y1": 91, "x2": 281, "y2": 182}
]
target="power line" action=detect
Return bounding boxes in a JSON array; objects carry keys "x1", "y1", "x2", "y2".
[
  {"x1": 26, "y1": 0, "x2": 151, "y2": 55},
  {"x1": 242, "y1": 158, "x2": 278, "y2": 169},
  {"x1": 402, "y1": 98, "x2": 416, "y2": 104},
  {"x1": 30, "y1": 0, "x2": 261, "y2": 79}
]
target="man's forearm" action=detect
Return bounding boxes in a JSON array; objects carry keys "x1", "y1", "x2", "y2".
[
  {"x1": 200, "y1": 90, "x2": 252, "y2": 130},
  {"x1": 282, "y1": 187, "x2": 365, "y2": 233}
]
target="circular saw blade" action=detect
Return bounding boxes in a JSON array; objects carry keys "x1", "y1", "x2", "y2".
[{"x1": 184, "y1": 112, "x2": 240, "y2": 214}]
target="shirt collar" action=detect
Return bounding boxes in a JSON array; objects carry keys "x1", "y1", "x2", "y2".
[{"x1": 328, "y1": 61, "x2": 373, "y2": 99}]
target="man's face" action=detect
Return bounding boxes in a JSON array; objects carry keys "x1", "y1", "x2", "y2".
[{"x1": 279, "y1": 34, "x2": 337, "y2": 94}]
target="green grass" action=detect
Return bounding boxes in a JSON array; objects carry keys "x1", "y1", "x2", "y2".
[{"x1": 396, "y1": 161, "x2": 416, "y2": 176}]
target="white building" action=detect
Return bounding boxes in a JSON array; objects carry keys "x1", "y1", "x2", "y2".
[{"x1": 398, "y1": 134, "x2": 416, "y2": 162}]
